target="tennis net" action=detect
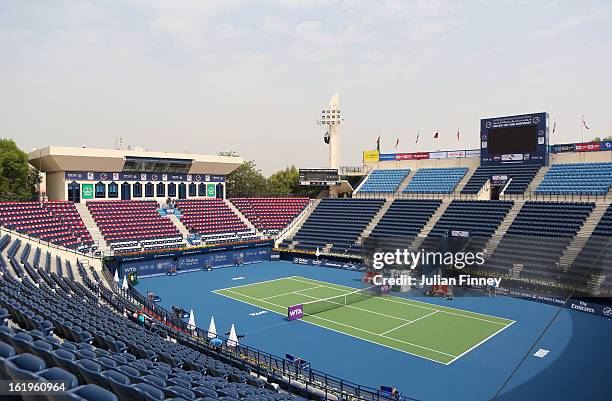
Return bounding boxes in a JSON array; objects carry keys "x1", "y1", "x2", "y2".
[{"x1": 301, "y1": 285, "x2": 382, "y2": 317}]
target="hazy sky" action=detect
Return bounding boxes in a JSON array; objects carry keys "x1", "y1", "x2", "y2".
[{"x1": 1, "y1": 0, "x2": 611, "y2": 175}]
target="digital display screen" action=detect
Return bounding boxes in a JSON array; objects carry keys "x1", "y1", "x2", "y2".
[{"x1": 487, "y1": 125, "x2": 537, "y2": 155}]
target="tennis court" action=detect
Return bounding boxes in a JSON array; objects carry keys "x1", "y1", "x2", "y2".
[{"x1": 213, "y1": 276, "x2": 515, "y2": 364}]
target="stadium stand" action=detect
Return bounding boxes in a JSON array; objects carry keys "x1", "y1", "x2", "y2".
[
  {"x1": 230, "y1": 197, "x2": 309, "y2": 232},
  {"x1": 367, "y1": 199, "x2": 442, "y2": 246},
  {"x1": 403, "y1": 167, "x2": 468, "y2": 194},
  {"x1": 358, "y1": 169, "x2": 410, "y2": 193},
  {"x1": 486, "y1": 201, "x2": 595, "y2": 279},
  {"x1": 420, "y1": 200, "x2": 514, "y2": 254},
  {"x1": 535, "y1": 162, "x2": 612, "y2": 196},
  {"x1": 0, "y1": 201, "x2": 92, "y2": 250},
  {"x1": 0, "y1": 237, "x2": 309, "y2": 401},
  {"x1": 289, "y1": 198, "x2": 384, "y2": 255},
  {"x1": 176, "y1": 199, "x2": 255, "y2": 243},
  {"x1": 461, "y1": 165, "x2": 540, "y2": 195},
  {"x1": 86, "y1": 200, "x2": 183, "y2": 253},
  {"x1": 567, "y1": 204, "x2": 612, "y2": 294}
]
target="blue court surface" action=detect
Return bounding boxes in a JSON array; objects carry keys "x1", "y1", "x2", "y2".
[{"x1": 140, "y1": 261, "x2": 611, "y2": 401}]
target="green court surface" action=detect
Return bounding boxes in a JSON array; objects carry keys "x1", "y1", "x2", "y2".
[{"x1": 212, "y1": 276, "x2": 515, "y2": 364}]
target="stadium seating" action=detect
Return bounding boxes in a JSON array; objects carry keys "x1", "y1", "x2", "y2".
[
  {"x1": 291, "y1": 198, "x2": 384, "y2": 255},
  {"x1": 0, "y1": 201, "x2": 92, "y2": 250},
  {"x1": 0, "y1": 237, "x2": 306, "y2": 401},
  {"x1": 461, "y1": 165, "x2": 540, "y2": 195},
  {"x1": 567, "y1": 204, "x2": 612, "y2": 293},
  {"x1": 86, "y1": 200, "x2": 182, "y2": 253},
  {"x1": 487, "y1": 201, "x2": 595, "y2": 279},
  {"x1": 358, "y1": 169, "x2": 410, "y2": 193},
  {"x1": 230, "y1": 197, "x2": 309, "y2": 232},
  {"x1": 176, "y1": 199, "x2": 251, "y2": 239},
  {"x1": 403, "y1": 167, "x2": 468, "y2": 194},
  {"x1": 367, "y1": 199, "x2": 441, "y2": 247},
  {"x1": 535, "y1": 162, "x2": 612, "y2": 196}
]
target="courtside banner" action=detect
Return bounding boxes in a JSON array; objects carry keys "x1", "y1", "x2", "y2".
[
  {"x1": 466, "y1": 149, "x2": 481, "y2": 158},
  {"x1": 288, "y1": 304, "x2": 303, "y2": 320},
  {"x1": 363, "y1": 150, "x2": 379, "y2": 162}
]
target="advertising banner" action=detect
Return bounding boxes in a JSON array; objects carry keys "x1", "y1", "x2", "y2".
[
  {"x1": 429, "y1": 151, "x2": 448, "y2": 159},
  {"x1": 206, "y1": 184, "x2": 216, "y2": 197},
  {"x1": 378, "y1": 153, "x2": 396, "y2": 161},
  {"x1": 465, "y1": 150, "x2": 481, "y2": 158},
  {"x1": 363, "y1": 150, "x2": 380, "y2": 162},
  {"x1": 550, "y1": 143, "x2": 574, "y2": 153},
  {"x1": 81, "y1": 183, "x2": 94, "y2": 199},
  {"x1": 65, "y1": 171, "x2": 225, "y2": 182},
  {"x1": 575, "y1": 142, "x2": 601, "y2": 152},
  {"x1": 448, "y1": 150, "x2": 466, "y2": 158}
]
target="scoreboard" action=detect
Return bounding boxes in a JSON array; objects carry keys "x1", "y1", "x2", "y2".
[
  {"x1": 299, "y1": 169, "x2": 339, "y2": 186},
  {"x1": 480, "y1": 112, "x2": 548, "y2": 166}
]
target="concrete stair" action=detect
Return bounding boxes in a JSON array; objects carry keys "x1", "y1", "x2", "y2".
[
  {"x1": 559, "y1": 203, "x2": 609, "y2": 269},
  {"x1": 526, "y1": 165, "x2": 549, "y2": 194},
  {"x1": 483, "y1": 200, "x2": 525, "y2": 257},
  {"x1": 587, "y1": 273, "x2": 606, "y2": 296},
  {"x1": 395, "y1": 170, "x2": 417, "y2": 195},
  {"x1": 74, "y1": 203, "x2": 111, "y2": 256},
  {"x1": 357, "y1": 198, "x2": 394, "y2": 244},
  {"x1": 275, "y1": 199, "x2": 320, "y2": 246},
  {"x1": 166, "y1": 213, "x2": 191, "y2": 239},
  {"x1": 224, "y1": 199, "x2": 263, "y2": 236},
  {"x1": 454, "y1": 167, "x2": 474, "y2": 194},
  {"x1": 410, "y1": 199, "x2": 451, "y2": 249}
]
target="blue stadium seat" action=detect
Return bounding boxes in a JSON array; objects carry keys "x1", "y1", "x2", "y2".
[
  {"x1": 358, "y1": 169, "x2": 410, "y2": 193},
  {"x1": 403, "y1": 168, "x2": 468, "y2": 194},
  {"x1": 535, "y1": 162, "x2": 612, "y2": 196}
]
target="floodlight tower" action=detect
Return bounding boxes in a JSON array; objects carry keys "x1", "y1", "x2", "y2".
[{"x1": 317, "y1": 93, "x2": 343, "y2": 170}]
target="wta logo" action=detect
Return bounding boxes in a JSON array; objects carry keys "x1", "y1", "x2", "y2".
[{"x1": 288, "y1": 304, "x2": 303, "y2": 320}]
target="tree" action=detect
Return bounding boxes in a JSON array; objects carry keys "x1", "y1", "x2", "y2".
[
  {"x1": 0, "y1": 139, "x2": 40, "y2": 200},
  {"x1": 592, "y1": 136, "x2": 612, "y2": 142},
  {"x1": 267, "y1": 165, "x2": 320, "y2": 197},
  {"x1": 219, "y1": 151, "x2": 268, "y2": 197}
]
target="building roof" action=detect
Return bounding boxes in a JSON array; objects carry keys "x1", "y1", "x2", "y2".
[{"x1": 29, "y1": 146, "x2": 243, "y2": 175}]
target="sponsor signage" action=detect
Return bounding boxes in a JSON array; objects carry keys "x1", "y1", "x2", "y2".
[
  {"x1": 550, "y1": 143, "x2": 574, "y2": 153},
  {"x1": 450, "y1": 230, "x2": 470, "y2": 238},
  {"x1": 288, "y1": 304, "x2": 303, "y2": 320},
  {"x1": 378, "y1": 153, "x2": 396, "y2": 161},
  {"x1": 466, "y1": 149, "x2": 481, "y2": 158},
  {"x1": 429, "y1": 151, "x2": 448, "y2": 159},
  {"x1": 395, "y1": 152, "x2": 430, "y2": 161},
  {"x1": 575, "y1": 142, "x2": 601, "y2": 152},
  {"x1": 448, "y1": 150, "x2": 466, "y2": 158},
  {"x1": 491, "y1": 175, "x2": 509, "y2": 186},
  {"x1": 81, "y1": 183, "x2": 94, "y2": 199},
  {"x1": 363, "y1": 150, "x2": 379, "y2": 162},
  {"x1": 206, "y1": 184, "x2": 216, "y2": 197},
  {"x1": 65, "y1": 171, "x2": 225, "y2": 182}
]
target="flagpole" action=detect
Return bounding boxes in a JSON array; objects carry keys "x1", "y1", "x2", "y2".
[{"x1": 581, "y1": 114, "x2": 584, "y2": 143}]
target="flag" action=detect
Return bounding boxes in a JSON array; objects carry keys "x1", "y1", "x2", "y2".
[
  {"x1": 457, "y1": 129, "x2": 460, "y2": 142},
  {"x1": 582, "y1": 116, "x2": 590, "y2": 130},
  {"x1": 433, "y1": 131, "x2": 439, "y2": 139},
  {"x1": 415, "y1": 132, "x2": 420, "y2": 144},
  {"x1": 552, "y1": 118, "x2": 556, "y2": 133},
  {"x1": 376, "y1": 135, "x2": 381, "y2": 151},
  {"x1": 394, "y1": 137, "x2": 400, "y2": 149}
]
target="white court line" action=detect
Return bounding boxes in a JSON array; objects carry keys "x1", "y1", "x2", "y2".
[
  {"x1": 290, "y1": 276, "x2": 513, "y2": 326},
  {"x1": 211, "y1": 290, "x2": 449, "y2": 365},
  {"x1": 215, "y1": 288, "x2": 457, "y2": 359},
  {"x1": 443, "y1": 320, "x2": 516, "y2": 365},
  {"x1": 261, "y1": 285, "x2": 324, "y2": 300},
  {"x1": 380, "y1": 311, "x2": 439, "y2": 336},
  {"x1": 214, "y1": 276, "x2": 297, "y2": 291}
]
